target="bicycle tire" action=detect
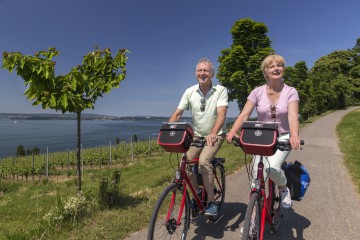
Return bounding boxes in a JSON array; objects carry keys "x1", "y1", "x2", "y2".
[
  {"x1": 241, "y1": 192, "x2": 261, "y2": 240},
  {"x1": 147, "y1": 182, "x2": 190, "y2": 240},
  {"x1": 269, "y1": 181, "x2": 281, "y2": 234},
  {"x1": 208, "y1": 160, "x2": 226, "y2": 221}
]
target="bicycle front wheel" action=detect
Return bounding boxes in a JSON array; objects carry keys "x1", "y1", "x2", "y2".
[
  {"x1": 269, "y1": 181, "x2": 281, "y2": 234},
  {"x1": 242, "y1": 192, "x2": 261, "y2": 240},
  {"x1": 147, "y1": 182, "x2": 191, "y2": 240}
]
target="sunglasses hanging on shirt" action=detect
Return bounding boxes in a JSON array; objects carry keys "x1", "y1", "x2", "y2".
[
  {"x1": 270, "y1": 105, "x2": 276, "y2": 120},
  {"x1": 200, "y1": 98, "x2": 206, "y2": 112}
]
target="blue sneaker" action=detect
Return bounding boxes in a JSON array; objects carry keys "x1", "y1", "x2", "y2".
[{"x1": 204, "y1": 202, "x2": 218, "y2": 217}]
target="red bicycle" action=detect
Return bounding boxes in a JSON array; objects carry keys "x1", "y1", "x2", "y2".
[
  {"x1": 231, "y1": 121, "x2": 303, "y2": 240},
  {"x1": 147, "y1": 123, "x2": 226, "y2": 240}
]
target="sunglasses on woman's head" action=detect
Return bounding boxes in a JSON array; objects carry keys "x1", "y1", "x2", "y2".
[
  {"x1": 270, "y1": 105, "x2": 276, "y2": 119},
  {"x1": 200, "y1": 98, "x2": 206, "y2": 112}
]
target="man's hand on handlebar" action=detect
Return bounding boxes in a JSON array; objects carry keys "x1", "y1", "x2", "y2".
[{"x1": 206, "y1": 133, "x2": 218, "y2": 147}]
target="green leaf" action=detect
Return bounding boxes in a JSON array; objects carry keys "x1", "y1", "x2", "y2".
[
  {"x1": 61, "y1": 94, "x2": 68, "y2": 109},
  {"x1": 50, "y1": 95, "x2": 56, "y2": 108}
]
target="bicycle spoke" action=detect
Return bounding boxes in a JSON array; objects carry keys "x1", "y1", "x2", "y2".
[{"x1": 147, "y1": 183, "x2": 190, "y2": 240}]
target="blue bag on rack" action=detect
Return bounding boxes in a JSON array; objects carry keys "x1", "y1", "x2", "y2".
[{"x1": 283, "y1": 160, "x2": 311, "y2": 201}]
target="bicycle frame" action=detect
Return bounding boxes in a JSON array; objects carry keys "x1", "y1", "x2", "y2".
[
  {"x1": 250, "y1": 155, "x2": 281, "y2": 239},
  {"x1": 148, "y1": 123, "x2": 226, "y2": 239},
  {"x1": 167, "y1": 152, "x2": 225, "y2": 226},
  {"x1": 168, "y1": 153, "x2": 207, "y2": 227}
]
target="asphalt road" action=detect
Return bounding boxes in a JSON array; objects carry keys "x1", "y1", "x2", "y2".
[{"x1": 125, "y1": 106, "x2": 360, "y2": 240}]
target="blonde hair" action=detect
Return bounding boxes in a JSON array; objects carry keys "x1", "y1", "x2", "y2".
[{"x1": 261, "y1": 54, "x2": 286, "y2": 76}]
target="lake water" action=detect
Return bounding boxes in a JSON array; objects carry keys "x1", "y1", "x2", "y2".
[
  {"x1": 0, "y1": 116, "x2": 236, "y2": 159},
  {"x1": 0, "y1": 117, "x2": 169, "y2": 158}
]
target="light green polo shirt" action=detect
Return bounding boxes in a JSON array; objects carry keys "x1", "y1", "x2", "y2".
[{"x1": 178, "y1": 84, "x2": 228, "y2": 137}]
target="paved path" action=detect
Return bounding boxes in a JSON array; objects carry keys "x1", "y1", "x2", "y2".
[{"x1": 126, "y1": 107, "x2": 360, "y2": 240}]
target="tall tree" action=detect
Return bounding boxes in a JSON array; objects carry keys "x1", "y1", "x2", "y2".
[
  {"x1": 284, "y1": 61, "x2": 311, "y2": 120},
  {"x1": 217, "y1": 18, "x2": 273, "y2": 111},
  {"x1": 349, "y1": 37, "x2": 360, "y2": 104},
  {"x1": 2, "y1": 47, "x2": 129, "y2": 191},
  {"x1": 284, "y1": 61, "x2": 308, "y2": 88},
  {"x1": 309, "y1": 49, "x2": 355, "y2": 112}
]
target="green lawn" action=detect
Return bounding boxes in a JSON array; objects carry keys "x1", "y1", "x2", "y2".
[
  {"x1": 0, "y1": 139, "x2": 245, "y2": 240},
  {"x1": 337, "y1": 108, "x2": 360, "y2": 193}
]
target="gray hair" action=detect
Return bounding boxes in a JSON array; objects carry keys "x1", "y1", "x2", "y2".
[{"x1": 197, "y1": 58, "x2": 215, "y2": 74}]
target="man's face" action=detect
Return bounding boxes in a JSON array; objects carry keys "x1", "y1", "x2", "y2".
[{"x1": 196, "y1": 62, "x2": 213, "y2": 86}]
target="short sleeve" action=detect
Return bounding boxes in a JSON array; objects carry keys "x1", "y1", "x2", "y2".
[
  {"x1": 216, "y1": 86, "x2": 228, "y2": 107},
  {"x1": 247, "y1": 85, "x2": 264, "y2": 104},
  {"x1": 287, "y1": 87, "x2": 300, "y2": 103},
  {"x1": 178, "y1": 87, "x2": 192, "y2": 110}
]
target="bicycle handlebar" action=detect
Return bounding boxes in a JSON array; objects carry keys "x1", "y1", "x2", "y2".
[
  {"x1": 231, "y1": 136, "x2": 304, "y2": 151},
  {"x1": 278, "y1": 139, "x2": 304, "y2": 151},
  {"x1": 190, "y1": 138, "x2": 207, "y2": 148}
]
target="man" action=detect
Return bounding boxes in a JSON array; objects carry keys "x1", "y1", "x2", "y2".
[{"x1": 168, "y1": 58, "x2": 228, "y2": 216}]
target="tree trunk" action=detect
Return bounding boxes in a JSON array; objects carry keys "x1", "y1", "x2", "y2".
[{"x1": 76, "y1": 110, "x2": 82, "y2": 191}]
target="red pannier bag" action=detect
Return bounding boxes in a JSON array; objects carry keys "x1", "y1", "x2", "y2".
[
  {"x1": 157, "y1": 123, "x2": 194, "y2": 153},
  {"x1": 240, "y1": 121, "x2": 279, "y2": 156}
]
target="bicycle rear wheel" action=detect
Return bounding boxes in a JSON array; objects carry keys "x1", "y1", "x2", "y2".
[
  {"x1": 208, "y1": 159, "x2": 226, "y2": 221},
  {"x1": 147, "y1": 182, "x2": 190, "y2": 240},
  {"x1": 242, "y1": 192, "x2": 261, "y2": 240}
]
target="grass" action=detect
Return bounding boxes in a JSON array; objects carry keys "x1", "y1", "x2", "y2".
[
  {"x1": 337, "y1": 108, "x2": 360, "y2": 193},
  {"x1": 1, "y1": 108, "x2": 359, "y2": 239},
  {"x1": 0, "y1": 141, "x2": 245, "y2": 240}
]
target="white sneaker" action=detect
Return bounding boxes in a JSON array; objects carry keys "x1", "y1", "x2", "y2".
[{"x1": 280, "y1": 188, "x2": 292, "y2": 209}]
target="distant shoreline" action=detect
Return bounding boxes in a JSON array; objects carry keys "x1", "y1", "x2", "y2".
[
  {"x1": 0, "y1": 113, "x2": 237, "y2": 121},
  {"x1": 0, "y1": 113, "x2": 170, "y2": 121}
]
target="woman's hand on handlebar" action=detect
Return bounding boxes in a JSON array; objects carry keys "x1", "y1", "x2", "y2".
[
  {"x1": 289, "y1": 135, "x2": 301, "y2": 150},
  {"x1": 226, "y1": 131, "x2": 239, "y2": 143}
]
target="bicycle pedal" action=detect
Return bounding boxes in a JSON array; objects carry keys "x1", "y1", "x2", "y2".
[{"x1": 192, "y1": 212, "x2": 199, "y2": 218}]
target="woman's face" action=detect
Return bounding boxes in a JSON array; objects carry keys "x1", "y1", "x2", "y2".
[{"x1": 265, "y1": 60, "x2": 284, "y2": 81}]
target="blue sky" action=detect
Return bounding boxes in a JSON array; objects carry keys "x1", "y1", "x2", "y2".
[{"x1": 0, "y1": 0, "x2": 359, "y2": 118}]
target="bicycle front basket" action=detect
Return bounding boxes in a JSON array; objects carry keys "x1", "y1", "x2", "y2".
[
  {"x1": 157, "y1": 123, "x2": 194, "y2": 153},
  {"x1": 240, "y1": 122, "x2": 279, "y2": 156}
]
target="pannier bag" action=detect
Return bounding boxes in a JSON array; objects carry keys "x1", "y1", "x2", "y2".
[
  {"x1": 283, "y1": 160, "x2": 311, "y2": 201},
  {"x1": 240, "y1": 121, "x2": 279, "y2": 156},
  {"x1": 157, "y1": 123, "x2": 194, "y2": 153}
]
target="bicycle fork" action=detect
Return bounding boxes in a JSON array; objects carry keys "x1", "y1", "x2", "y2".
[
  {"x1": 253, "y1": 161, "x2": 282, "y2": 239},
  {"x1": 256, "y1": 161, "x2": 276, "y2": 239}
]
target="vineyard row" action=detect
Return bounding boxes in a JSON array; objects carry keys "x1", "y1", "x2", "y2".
[{"x1": 0, "y1": 139, "x2": 165, "y2": 180}]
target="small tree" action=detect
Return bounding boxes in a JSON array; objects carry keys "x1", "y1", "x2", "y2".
[
  {"x1": 33, "y1": 147, "x2": 40, "y2": 155},
  {"x1": 132, "y1": 134, "x2": 138, "y2": 142},
  {"x1": 3, "y1": 47, "x2": 129, "y2": 191},
  {"x1": 26, "y1": 149, "x2": 32, "y2": 155},
  {"x1": 16, "y1": 145, "x2": 26, "y2": 156}
]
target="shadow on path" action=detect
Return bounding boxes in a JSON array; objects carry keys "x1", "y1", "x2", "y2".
[
  {"x1": 266, "y1": 208, "x2": 311, "y2": 240},
  {"x1": 189, "y1": 201, "x2": 247, "y2": 239}
]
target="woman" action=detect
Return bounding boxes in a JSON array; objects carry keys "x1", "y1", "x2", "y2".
[{"x1": 226, "y1": 54, "x2": 301, "y2": 209}]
